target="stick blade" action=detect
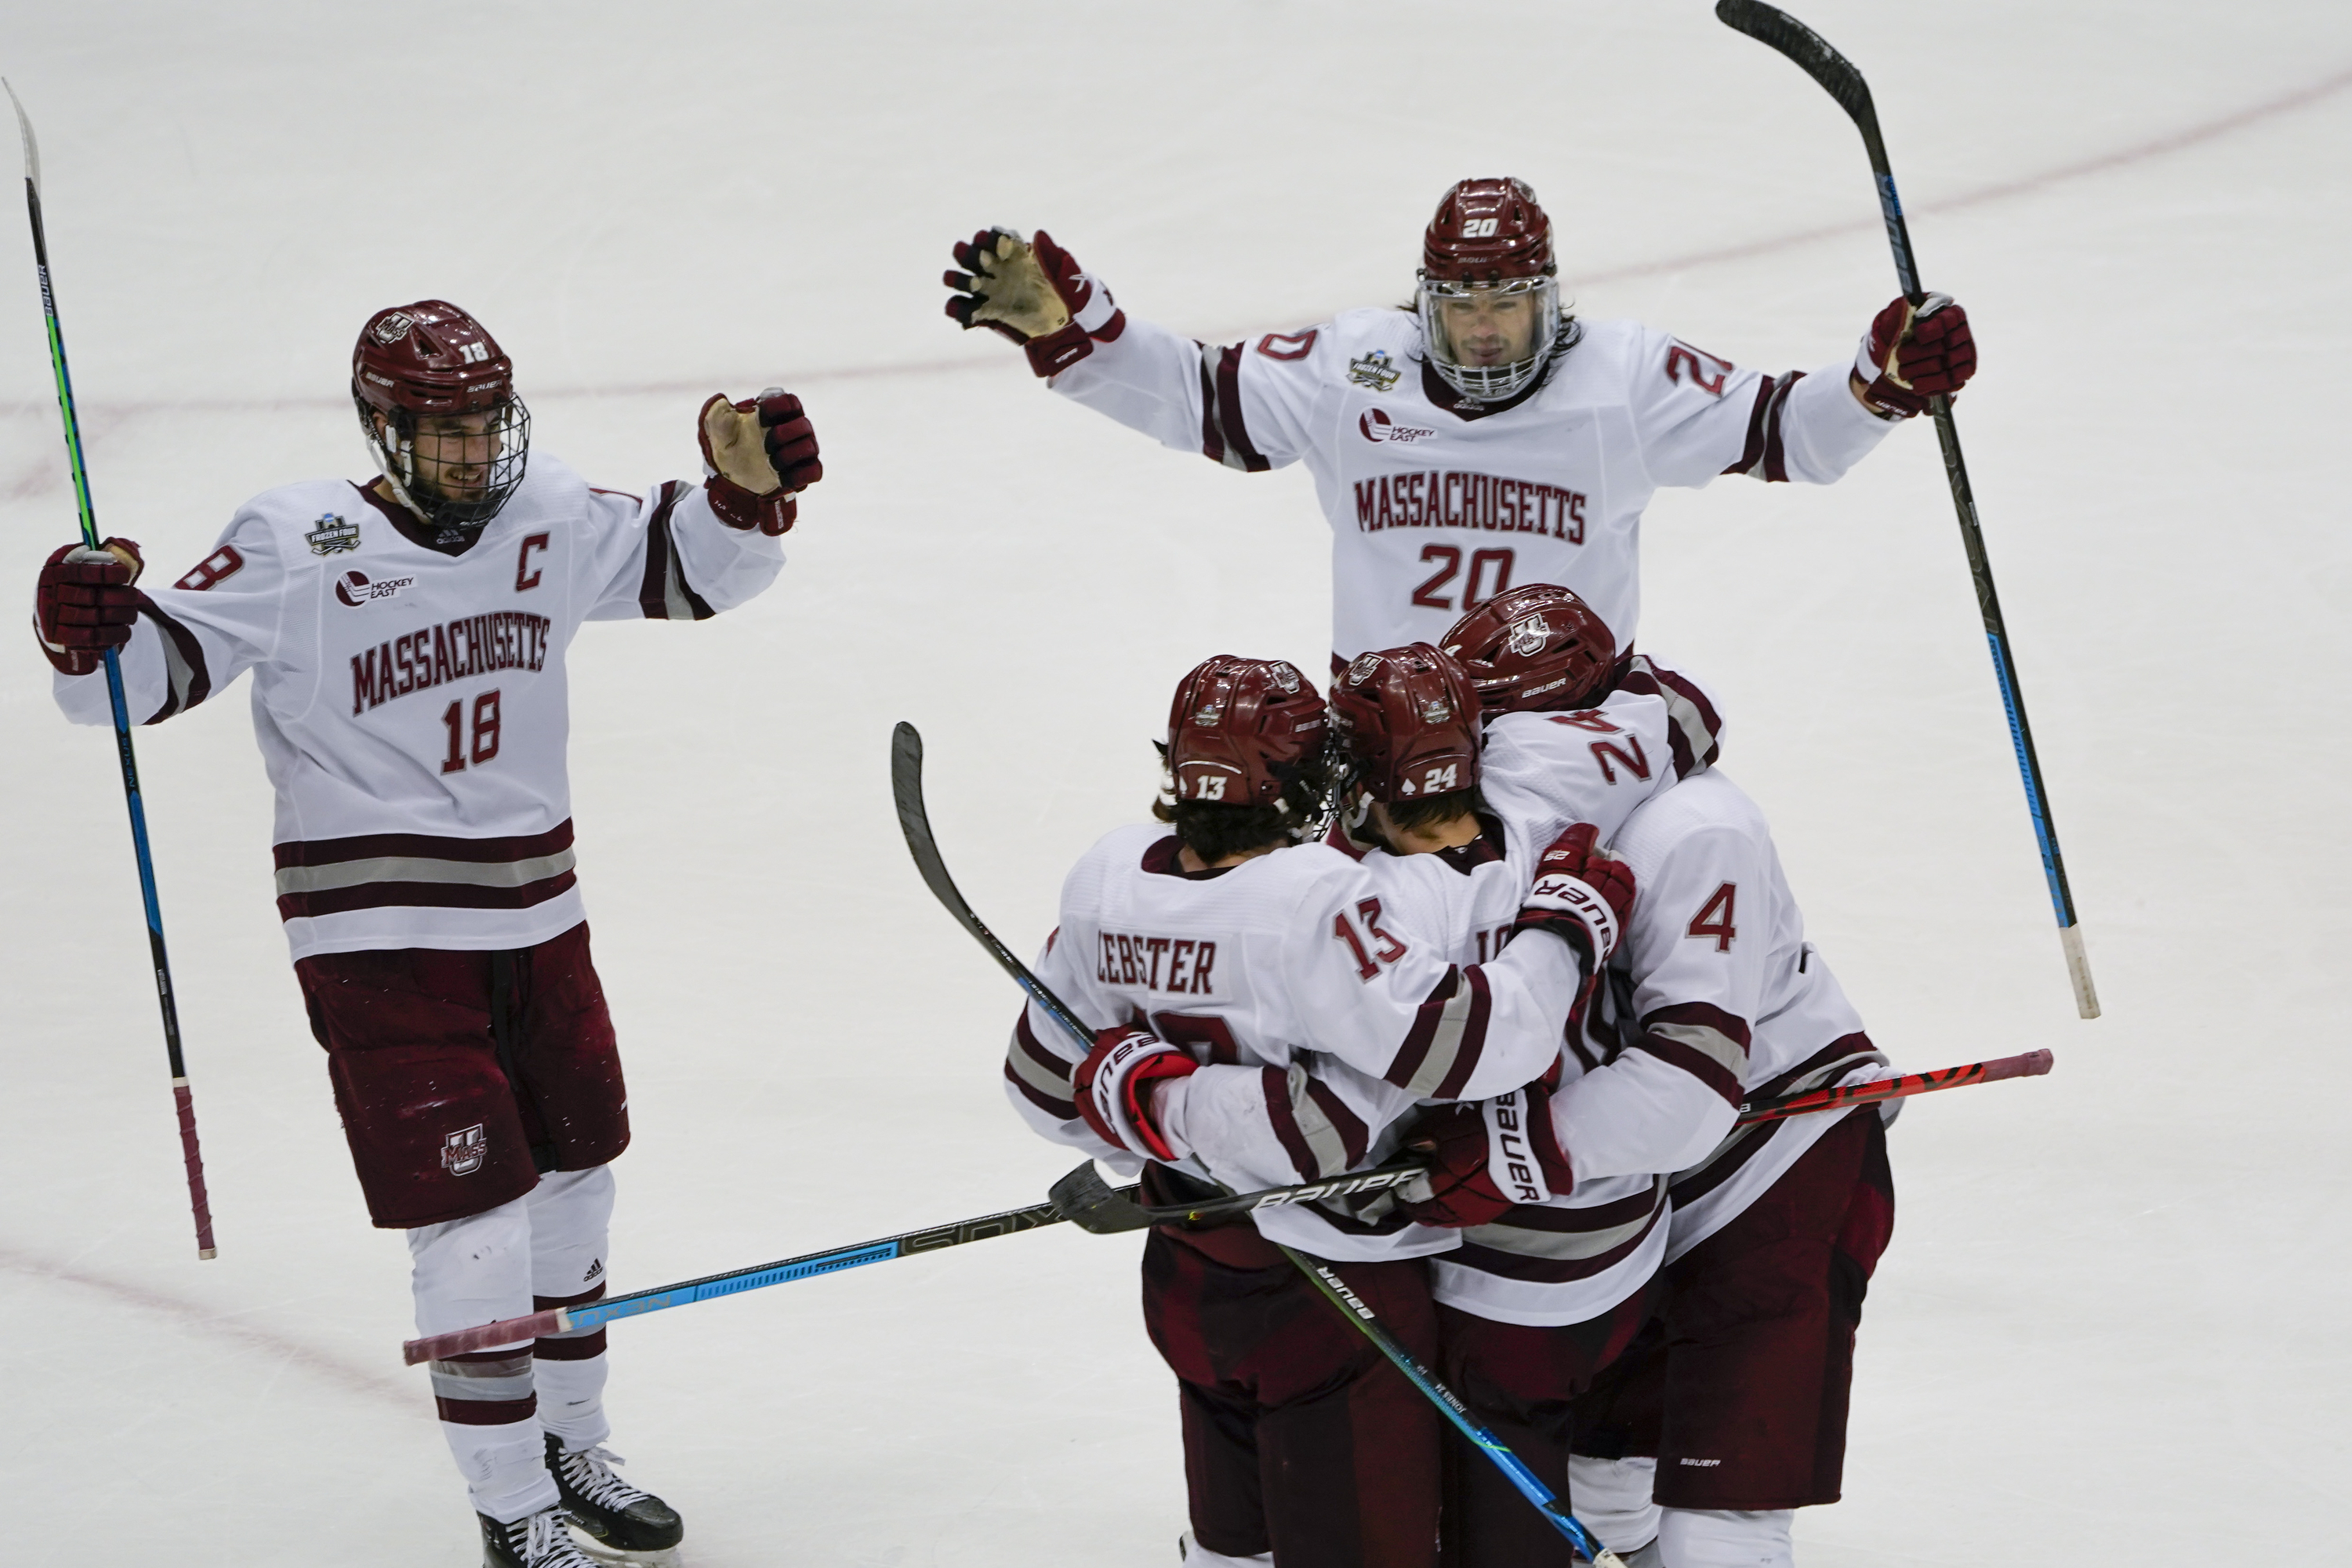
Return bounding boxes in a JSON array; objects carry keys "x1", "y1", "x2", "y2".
[
  {"x1": 2, "y1": 80, "x2": 35, "y2": 192},
  {"x1": 1048, "y1": 1162, "x2": 1156, "y2": 1234},
  {"x1": 891, "y1": 721, "x2": 979, "y2": 929},
  {"x1": 1713, "y1": 1, "x2": 1878, "y2": 129}
]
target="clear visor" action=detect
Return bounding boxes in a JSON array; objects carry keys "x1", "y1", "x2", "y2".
[{"x1": 1417, "y1": 275, "x2": 1561, "y2": 401}]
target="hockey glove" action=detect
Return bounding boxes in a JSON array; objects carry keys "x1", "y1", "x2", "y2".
[
  {"x1": 1512, "y1": 822, "x2": 1635, "y2": 977},
  {"x1": 1396, "y1": 1082, "x2": 1573, "y2": 1229},
  {"x1": 942, "y1": 227, "x2": 1124, "y2": 377},
  {"x1": 1853, "y1": 293, "x2": 1976, "y2": 418},
  {"x1": 34, "y1": 538, "x2": 143, "y2": 677},
  {"x1": 1073, "y1": 1025, "x2": 1199, "y2": 1161},
  {"x1": 699, "y1": 389, "x2": 822, "y2": 535}
]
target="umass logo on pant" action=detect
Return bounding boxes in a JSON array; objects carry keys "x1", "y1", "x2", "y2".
[{"x1": 441, "y1": 1123, "x2": 488, "y2": 1176}]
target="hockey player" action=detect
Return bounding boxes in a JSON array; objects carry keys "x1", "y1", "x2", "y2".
[
  {"x1": 31, "y1": 299, "x2": 822, "y2": 1568},
  {"x1": 944, "y1": 178, "x2": 1975, "y2": 665},
  {"x1": 1301, "y1": 605, "x2": 1751, "y2": 1568},
  {"x1": 1001, "y1": 655, "x2": 1635, "y2": 1568},
  {"x1": 1552, "y1": 768, "x2": 1896, "y2": 1568}
]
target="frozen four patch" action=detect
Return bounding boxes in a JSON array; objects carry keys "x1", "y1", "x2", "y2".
[
  {"x1": 305, "y1": 512, "x2": 361, "y2": 555},
  {"x1": 1347, "y1": 348, "x2": 1402, "y2": 391}
]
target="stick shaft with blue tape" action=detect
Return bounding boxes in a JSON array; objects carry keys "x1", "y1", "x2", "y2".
[
  {"x1": 404, "y1": 1194, "x2": 1076, "y2": 1363},
  {"x1": 9, "y1": 80, "x2": 218, "y2": 1254},
  {"x1": 1714, "y1": 2, "x2": 2099, "y2": 1018}
]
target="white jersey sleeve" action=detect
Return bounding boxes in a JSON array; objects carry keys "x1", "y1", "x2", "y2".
[
  {"x1": 1000, "y1": 925, "x2": 1139, "y2": 1171},
  {"x1": 581, "y1": 481, "x2": 786, "y2": 622},
  {"x1": 1621, "y1": 323, "x2": 1896, "y2": 490},
  {"x1": 1046, "y1": 310, "x2": 1334, "y2": 473},
  {"x1": 53, "y1": 508, "x2": 285, "y2": 728}
]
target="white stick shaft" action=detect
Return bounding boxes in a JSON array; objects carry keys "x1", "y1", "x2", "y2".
[{"x1": 2062, "y1": 924, "x2": 2100, "y2": 1019}]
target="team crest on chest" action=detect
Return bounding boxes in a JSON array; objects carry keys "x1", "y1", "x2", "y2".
[
  {"x1": 305, "y1": 512, "x2": 361, "y2": 556},
  {"x1": 1347, "y1": 348, "x2": 1402, "y2": 391}
]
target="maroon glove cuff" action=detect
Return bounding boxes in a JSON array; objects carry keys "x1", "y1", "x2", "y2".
[{"x1": 704, "y1": 475, "x2": 797, "y2": 535}]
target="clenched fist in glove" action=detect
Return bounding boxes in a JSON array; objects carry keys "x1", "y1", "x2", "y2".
[
  {"x1": 699, "y1": 388, "x2": 821, "y2": 535},
  {"x1": 1511, "y1": 822, "x2": 1637, "y2": 975},
  {"x1": 34, "y1": 538, "x2": 143, "y2": 676},
  {"x1": 943, "y1": 227, "x2": 1126, "y2": 377},
  {"x1": 1852, "y1": 293, "x2": 1976, "y2": 418},
  {"x1": 1073, "y1": 1024, "x2": 1199, "y2": 1161},
  {"x1": 1396, "y1": 1082, "x2": 1573, "y2": 1229}
]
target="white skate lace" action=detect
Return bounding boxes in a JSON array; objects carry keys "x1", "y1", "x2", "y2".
[
  {"x1": 512, "y1": 1508, "x2": 597, "y2": 1567},
  {"x1": 557, "y1": 1444, "x2": 654, "y2": 1512}
]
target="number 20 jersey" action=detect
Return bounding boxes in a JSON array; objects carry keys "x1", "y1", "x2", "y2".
[
  {"x1": 49, "y1": 456, "x2": 785, "y2": 960},
  {"x1": 1048, "y1": 307, "x2": 1898, "y2": 661}
]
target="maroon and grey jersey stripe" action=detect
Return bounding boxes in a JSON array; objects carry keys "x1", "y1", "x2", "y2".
[
  {"x1": 1383, "y1": 964, "x2": 1494, "y2": 1098},
  {"x1": 1617, "y1": 655, "x2": 1724, "y2": 778},
  {"x1": 637, "y1": 482, "x2": 717, "y2": 622},
  {"x1": 273, "y1": 820, "x2": 577, "y2": 922},
  {"x1": 1722, "y1": 369, "x2": 1806, "y2": 483},
  {"x1": 1454, "y1": 1174, "x2": 1668, "y2": 1283},
  {"x1": 1003, "y1": 1010, "x2": 1078, "y2": 1120},
  {"x1": 1632, "y1": 1000, "x2": 1751, "y2": 1109},
  {"x1": 1261, "y1": 1062, "x2": 1373, "y2": 1182},
  {"x1": 132, "y1": 593, "x2": 212, "y2": 724},
  {"x1": 1668, "y1": 1031, "x2": 1887, "y2": 1210},
  {"x1": 1197, "y1": 343, "x2": 1270, "y2": 473}
]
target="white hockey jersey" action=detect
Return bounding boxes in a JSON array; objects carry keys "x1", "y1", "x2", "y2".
[
  {"x1": 1050, "y1": 307, "x2": 1897, "y2": 660},
  {"x1": 1567, "y1": 768, "x2": 1891, "y2": 1265},
  {"x1": 52, "y1": 458, "x2": 784, "y2": 960},
  {"x1": 1000, "y1": 825, "x2": 1595, "y2": 1261}
]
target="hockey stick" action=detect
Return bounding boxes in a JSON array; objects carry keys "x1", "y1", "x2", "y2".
[
  {"x1": 8, "y1": 82, "x2": 216, "y2": 1258},
  {"x1": 400, "y1": 1157, "x2": 1448, "y2": 1362},
  {"x1": 1712, "y1": 2, "x2": 2100, "y2": 1020},
  {"x1": 1051, "y1": 1046, "x2": 2056, "y2": 1236},
  {"x1": 891, "y1": 721, "x2": 1628, "y2": 1566},
  {"x1": 404, "y1": 1194, "x2": 1073, "y2": 1364},
  {"x1": 1735, "y1": 1045, "x2": 2049, "y2": 1124}
]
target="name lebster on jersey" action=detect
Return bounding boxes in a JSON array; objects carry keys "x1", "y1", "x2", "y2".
[
  {"x1": 1352, "y1": 472, "x2": 1589, "y2": 542},
  {"x1": 1097, "y1": 931, "x2": 1218, "y2": 995},
  {"x1": 350, "y1": 610, "x2": 553, "y2": 714}
]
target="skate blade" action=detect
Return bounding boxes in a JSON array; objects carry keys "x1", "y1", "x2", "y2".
[{"x1": 562, "y1": 1522, "x2": 681, "y2": 1567}]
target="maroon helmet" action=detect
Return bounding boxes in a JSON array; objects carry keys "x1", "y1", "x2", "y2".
[
  {"x1": 1417, "y1": 178, "x2": 1570, "y2": 405},
  {"x1": 350, "y1": 299, "x2": 531, "y2": 532},
  {"x1": 1167, "y1": 656, "x2": 1327, "y2": 807},
  {"x1": 1442, "y1": 584, "x2": 1618, "y2": 715},
  {"x1": 1332, "y1": 644, "x2": 1481, "y2": 803}
]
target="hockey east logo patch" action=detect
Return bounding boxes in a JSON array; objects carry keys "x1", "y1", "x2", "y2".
[
  {"x1": 305, "y1": 512, "x2": 361, "y2": 555},
  {"x1": 1359, "y1": 408, "x2": 1436, "y2": 445},
  {"x1": 441, "y1": 1123, "x2": 488, "y2": 1176},
  {"x1": 336, "y1": 569, "x2": 415, "y2": 608}
]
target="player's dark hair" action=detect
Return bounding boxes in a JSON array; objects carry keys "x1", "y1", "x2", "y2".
[
  {"x1": 1152, "y1": 743, "x2": 1334, "y2": 864},
  {"x1": 1378, "y1": 783, "x2": 1483, "y2": 837}
]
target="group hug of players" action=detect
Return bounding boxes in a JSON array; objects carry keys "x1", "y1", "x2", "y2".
[{"x1": 29, "y1": 178, "x2": 1976, "y2": 1567}]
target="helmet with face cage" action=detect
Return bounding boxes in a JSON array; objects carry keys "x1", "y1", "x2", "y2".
[
  {"x1": 350, "y1": 299, "x2": 531, "y2": 533},
  {"x1": 1165, "y1": 656, "x2": 1328, "y2": 808},
  {"x1": 1417, "y1": 178, "x2": 1573, "y2": 405},
  {"x1": 1330, "y1": 644, "x2": 1482, "y2": 803}
]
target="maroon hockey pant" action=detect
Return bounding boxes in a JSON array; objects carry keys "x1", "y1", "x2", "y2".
[
  {"x1": 1571, "y1": 1109, "x2": 1896, "y2": 1511},
  {"x1": 1435, "y1": 1282, "x2": 1661, "y2": 1568},
  {"x1": 1141, "y1": 1224, "x2": 1441, "y2": 1568},
  {"x1": 294, "y1": 921, "x2": 630, "y2": 1229}
]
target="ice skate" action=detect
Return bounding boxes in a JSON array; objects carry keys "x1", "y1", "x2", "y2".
[
  {"x1": 547, "y1": 1435, "x2": 685, "y2": 1553},
  {"x1": 481, "y1": 1506, "x2": 605, "y2": 1568}
]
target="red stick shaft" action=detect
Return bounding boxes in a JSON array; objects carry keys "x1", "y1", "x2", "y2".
[
  {"x1": 405, "y1": 1308, "x2": 568, "y2": 1365},
  {"x1": 1737, "y1": 1048, "x2": 2052, "y2": 1126}
]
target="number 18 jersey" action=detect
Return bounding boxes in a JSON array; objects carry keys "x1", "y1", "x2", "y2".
[{"x1": 50, "y1": 456, "x2": 785, "y2": 960}]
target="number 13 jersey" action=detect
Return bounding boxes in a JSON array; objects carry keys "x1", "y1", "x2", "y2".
[
  {"x1": 1049, "y1": 307, "x2": 1898, "y2": 662},
  {"x1": 49, "y1": 456, "x2": 785, "y2": 960}
]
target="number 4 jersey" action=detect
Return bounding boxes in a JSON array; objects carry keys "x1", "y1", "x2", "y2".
[{"x1": 49, "y1": 456, "x2": 785, "y2": 960}]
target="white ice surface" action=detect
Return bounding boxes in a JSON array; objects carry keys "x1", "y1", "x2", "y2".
[{"x1": 3, "y1": 3, "x2": 2349, "y2": 1563}]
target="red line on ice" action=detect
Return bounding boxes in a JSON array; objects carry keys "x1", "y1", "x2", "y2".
[{"x1": 2, "y1": 63, "x2": 2347, "y2": 427}]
